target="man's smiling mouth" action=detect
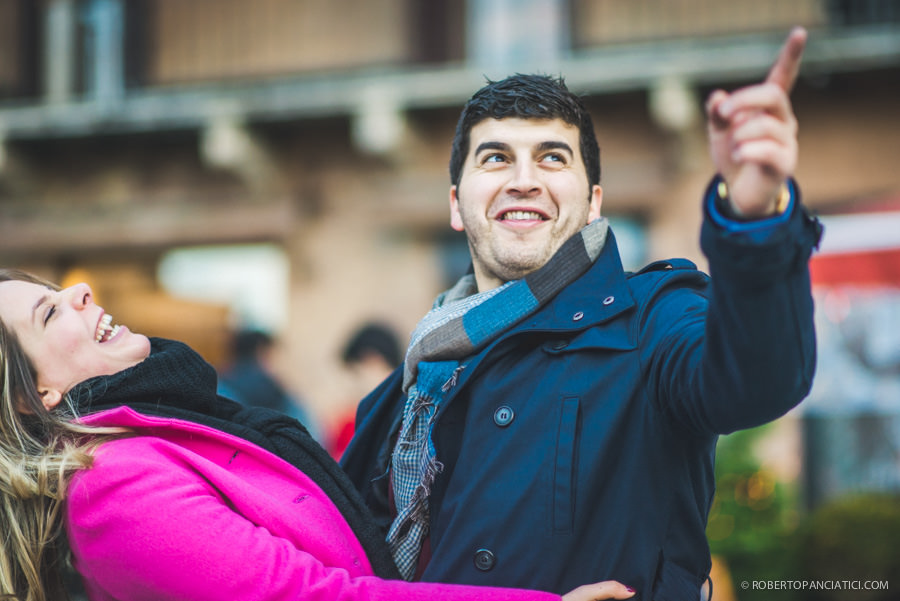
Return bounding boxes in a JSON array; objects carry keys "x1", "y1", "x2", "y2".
[{"x1": 499, "y1": 210, "x2": 547, "y2": 221}]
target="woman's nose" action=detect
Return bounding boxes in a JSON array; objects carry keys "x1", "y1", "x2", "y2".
[{"x1": 65, "y1": 283, "x2": 93, "y2": 309}]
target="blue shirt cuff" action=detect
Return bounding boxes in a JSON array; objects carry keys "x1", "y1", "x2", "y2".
[{"x1": 706, "y1": 176, "x2": 796, "y2": 242}]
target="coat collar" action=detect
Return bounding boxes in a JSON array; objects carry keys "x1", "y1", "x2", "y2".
[{"x1": 524, "y1": 228, "x2": 636, "y2": 333}]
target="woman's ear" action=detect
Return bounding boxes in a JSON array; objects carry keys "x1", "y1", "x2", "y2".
[{"x1": 38, "y1": 388, "x2": 63, "y2": 411}]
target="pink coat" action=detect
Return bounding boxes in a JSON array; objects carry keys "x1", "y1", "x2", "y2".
[{"x1": 67, "y1": 406, "x2": 559, "y2": 601}]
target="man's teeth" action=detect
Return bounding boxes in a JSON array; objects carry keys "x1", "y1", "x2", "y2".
[
  {"x1": 95, "y1": 314, "x2": 121, "y2": 343},
  {"x1": 502, "y1": 210, "x2": 544, "y2": 221}
]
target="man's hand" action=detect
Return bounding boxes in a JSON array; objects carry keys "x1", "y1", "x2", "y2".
[
  {"x1": 562, "y1": 580, "x2": 636, "y2": 601},
  {"x1": 706, "y1": 27, "x2": 807, "y2": 218}
]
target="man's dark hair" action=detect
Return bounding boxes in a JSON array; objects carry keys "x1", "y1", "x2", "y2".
[{"x1": 448, "y1": 74, "x2": 601, "y2": 190}]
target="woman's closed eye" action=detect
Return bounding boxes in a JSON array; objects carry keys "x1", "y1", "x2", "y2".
[{"x1": 43, "y1": 305, "x2": 56, "y2": 325}]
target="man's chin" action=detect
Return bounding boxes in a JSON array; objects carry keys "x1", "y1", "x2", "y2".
[{"x1": 490, "y1": 256, "x2": 551, "y2": 282}]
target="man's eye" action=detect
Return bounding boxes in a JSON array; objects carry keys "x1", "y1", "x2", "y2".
[
  {"x1": 483, "y1": 154, "x2": 507, "y2": 164},
  {"x1": 44, "y1": 305, "x2": 56, "y2": 325},
  {"x1": 542, "y1": 153, "x2": 565, "y2": 164}
]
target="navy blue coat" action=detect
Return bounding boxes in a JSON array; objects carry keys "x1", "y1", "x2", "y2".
[{"x1": 342, "y1": 189, "x2": 822, "y2": 600}]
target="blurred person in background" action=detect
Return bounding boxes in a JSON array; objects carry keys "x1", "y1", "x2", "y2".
[
  {"x1": 342, "y1": 27, "x2": 822, "y2": 599},
  {"x1": 0, "y1": 269, "x2": 638, "y2": 601},
  {"x1": 218, "y1": 328, "x2": 320, "y2": 440},
  {"x1": 329, "y1": 322, "x2": 404, "y2": 459}
]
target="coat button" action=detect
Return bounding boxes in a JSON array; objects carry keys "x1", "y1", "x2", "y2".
[
  {"x1": 493, "y1": 406, "x2": 514, "y2": 427},
  {"x1": 474, "y1": 548, "x2": 496, "y2": 571},
  {"x1": 602, "y1": 296, "x2": 615, "y2": 305},
  {"x1": 572, "y1": 311, "x2": 584, "y2": 321},
  {"x1": 552, "y1": 340, "x2": 569, "y2": 350}
]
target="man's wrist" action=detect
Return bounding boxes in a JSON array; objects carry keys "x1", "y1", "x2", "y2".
[{"x1": 715, "y1": 180, "x2": 791, "y2": 222}]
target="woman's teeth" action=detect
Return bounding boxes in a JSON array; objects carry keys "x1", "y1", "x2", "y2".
[{"x1": 95, "y1": 314, "x2": 121, "y2": 343}]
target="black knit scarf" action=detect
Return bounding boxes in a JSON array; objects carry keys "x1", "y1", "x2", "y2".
[{"x1": 68, "y1": 337, "x2": 400, "y2": 580}]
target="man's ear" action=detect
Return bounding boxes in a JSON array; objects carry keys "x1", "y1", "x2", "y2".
[
  {"x1": 449, "y1": 186, "x2": 465, "y2": 232},
  {"x1": 588, "y1": 185, "x2": 603, "y2": 223},
  {"x1": 38, "y1": 387, "x2": 63, "y2": 411}
]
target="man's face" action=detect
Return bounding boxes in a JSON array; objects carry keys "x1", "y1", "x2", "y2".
[
  {"x1": 450, "y1": 117, "x2": 602, "y2": 291},
  {"x1": 0, "y1": 279, "x2": 151, "y2": 410}
]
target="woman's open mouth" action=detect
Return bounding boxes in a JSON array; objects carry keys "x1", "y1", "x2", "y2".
[{"x1": 95, "y1": 314, "x2": 121, "y2": 343}]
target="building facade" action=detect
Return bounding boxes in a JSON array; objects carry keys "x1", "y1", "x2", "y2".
[{"x1": 1, "y1": 0, "x2": 899, "y2": 435}]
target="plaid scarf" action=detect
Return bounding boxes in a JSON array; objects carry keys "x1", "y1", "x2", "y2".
[{"x1": 387, "y1": 218, "x2": 609, "y2": 579}]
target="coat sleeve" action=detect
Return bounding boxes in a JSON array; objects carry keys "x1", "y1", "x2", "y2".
[
  {"x1": 66, "y1": 437, "x2": 560, "y2": 601},
  {"x1": 642, "y1": 180, "x2": 822, "y2": 435}
]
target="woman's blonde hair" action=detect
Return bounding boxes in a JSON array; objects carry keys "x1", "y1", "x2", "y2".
[{"x1": 0, "y1": 269, "x2": 122, "y2": 601}]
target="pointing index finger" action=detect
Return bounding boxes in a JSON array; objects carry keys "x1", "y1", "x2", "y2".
[{"x1": 766, "y1": 27, "x2": 807, "y2": 93}]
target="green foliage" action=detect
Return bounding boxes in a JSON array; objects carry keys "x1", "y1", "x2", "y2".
[
  {"x1": 708, "y1": 425, "x2": 900, "y2": 601},
  {"x1": 791, "y1": 493, "x2": 900, "y2": 601},
  {"x1": 707, "y1": 424, "x2": 799, "y2": 600}
]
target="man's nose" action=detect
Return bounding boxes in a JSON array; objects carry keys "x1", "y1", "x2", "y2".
[{"x1": 505, "y1": 161, "x2": 542, "y2": 197}]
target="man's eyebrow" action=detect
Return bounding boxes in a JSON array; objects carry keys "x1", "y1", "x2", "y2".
[
  {"x1": 536, "y1": 140, "x2": 574, "y2": 155},
  {"x1": 32, "y1": 293, "x2": 49, "y2": 325},
  {"x1": 474, "y1": 141, "x2": 511, "y2": 156}
]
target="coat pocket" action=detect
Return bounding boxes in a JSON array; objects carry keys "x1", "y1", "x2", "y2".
[
  {"x1": 651, "y1": 558, "x2": 703, "y2": 601},
  {"x1": 552, "y1": 396, "x2": 580, "y2": 535}
]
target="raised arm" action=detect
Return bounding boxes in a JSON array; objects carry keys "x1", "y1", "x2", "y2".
[{"x1": 644, "y1": 28, "x2": 822, "y2": 436}]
